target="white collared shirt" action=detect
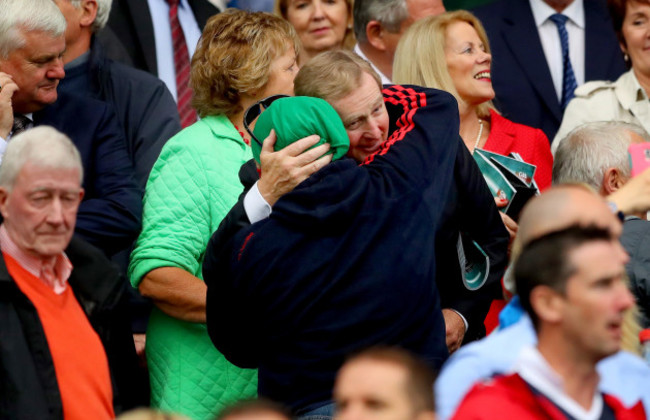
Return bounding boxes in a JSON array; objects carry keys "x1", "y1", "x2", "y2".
[
  {"x1": 354, "y1": 44, "x2": 392, "y2": 85},
  {"x1": 147, "y1": 0, "x2": 203, "y2": 102},
  {"x1": 529, "y1": 0, "x2": 585, "y2": 102},
  {"x1": 0, "y1": 225, "x2": 72, "y2": 294}
]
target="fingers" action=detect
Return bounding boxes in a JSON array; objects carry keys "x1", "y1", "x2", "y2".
[
  {"x1": 499, "y1": 212, "x2": 518, "y2": 238},
  {"x1": 279, "y1": 134, "x2": 321, "y2": 156},
  {"x1": 261, "y1": 129, "x2": 277, "y2": 153},
  {"x1": 494, "y1": 196, "x2": 509, "y2": 208},
  {"x1": 295, "y1": 142, "x2": 331, "y2": 165},
  {"x1": 0, "y1": 73, "x2": 17, "y2": 139},
  {"x1": 442, "y1": 309, "x2": 465, "y2": 353}
]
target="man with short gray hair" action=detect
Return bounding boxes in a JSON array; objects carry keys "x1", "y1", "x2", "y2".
[
  {"x1": 0, "y1": 126, "x2": 140, "y2": 417},
  {"x1": 353, "y1": 0, "x2": 444, "y2": 83},
  {"x1": 0, "y1": 0, "x2": 141, "y2": 258},
  {"x1": 553, "y1": 121, "x2": 650, "y2": 326}
]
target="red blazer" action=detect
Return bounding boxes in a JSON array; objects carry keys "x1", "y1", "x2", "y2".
[{"x1": 483, "y1": 110, "x2": 553, "y2": 191}]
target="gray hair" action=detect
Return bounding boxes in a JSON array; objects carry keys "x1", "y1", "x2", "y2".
[
  {"x1": 0, "y1": 0, "x2": 66, "y2": 58},
  {"x1": 353, "y1": 0, "x2": 408, "y2": 43},
  {"x1": 69, "y1": 0, "x2": 112, "y2": 32},
  {"x1": 553, "y1": 121, "x2": 650, "y2": 190},
  {"x1": 0, "y1": 126, "x2": 83, "y2": 191}
]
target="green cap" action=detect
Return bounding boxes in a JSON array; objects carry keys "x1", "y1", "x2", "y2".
[{"x1": 252, "y1": 96, "x2": 349, "y2": 164}]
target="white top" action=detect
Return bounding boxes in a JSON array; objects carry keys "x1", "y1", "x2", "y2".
[
  {"x1": 516, "y1": 346, "x2": 604, "y2": 420},
  {"x1": 354, "y1": 44, "x2": 392, "y2": 85},
  {"x1": 147, "y1": 0, "x2": 203, "y2": 102},
  {"x1": 529, "y1": 0, "x2": 585, "y2": 102}
]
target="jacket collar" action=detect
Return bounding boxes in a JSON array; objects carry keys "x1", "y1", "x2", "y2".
[{"x1": 615, "y1": 70, "x2": 650, "y2": 135}]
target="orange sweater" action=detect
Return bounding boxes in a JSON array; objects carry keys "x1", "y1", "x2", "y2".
[{"x1": 6, "y1": 253, "x2": 114, "y2": 420}]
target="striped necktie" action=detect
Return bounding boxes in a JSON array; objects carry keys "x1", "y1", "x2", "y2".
[
  {"x1": 549, "y1": 13, "x2": 578, "y2": 109},
  {"x1": 12, "y1": 114, "x2": 32, "y2": 137},
  {"x1": 167, "y1": 0, "x2": 198, "y2": 128}
]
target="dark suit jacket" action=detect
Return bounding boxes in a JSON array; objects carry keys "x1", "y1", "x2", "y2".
[
  {"x1": 473, "y1": 0, "x2": 626, "y2": 141},
  {"x1": 103, "y1": 0, "x2": 219, "y2": 76},
  {"x1": 34, "y1": 92, "x2": 142, "y2": 257}
]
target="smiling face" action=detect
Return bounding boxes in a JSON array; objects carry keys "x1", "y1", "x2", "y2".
[
  {"x1": 622, "y1": 1, "x2": 650, "y2": 81},
  {"x1": 0, "y1": 162, "x2": 83, "y2": 259},
  {"x1": 285, "y1": 0, "x2": 349, "y2": 61},
  {"x1": 0, "y1": 29, "x2": 66, "y2": 113},
  {"x1": 328, "y1": 71, "x2": 389, "y2": 162},
  {"x1": 559, "y1": 240, "x2": 634, "y2": 362},
  {"x1": 443, "y1": 21, "x2": 494, "y2": 109}
]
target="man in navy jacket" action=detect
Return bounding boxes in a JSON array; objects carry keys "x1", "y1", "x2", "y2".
[
  {"x1": 56, "y1": 0, "x2": 181, "y2": 190},
  {"x1": 204, "y1": 51, "x2": 505, "y2": 416}
]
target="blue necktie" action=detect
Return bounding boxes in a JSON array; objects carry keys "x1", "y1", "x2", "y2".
[{"x1": 549, "y1": 14, "x2": 578, "y2": 109}]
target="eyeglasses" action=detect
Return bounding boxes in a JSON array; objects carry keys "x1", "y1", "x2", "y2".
[{"x1": 243, "y1": 94, "x2": 290, "y2": 147}]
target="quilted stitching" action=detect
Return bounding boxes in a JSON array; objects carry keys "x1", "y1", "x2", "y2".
[{"x1": 130, "y1": 116, "x2": 257, "y2": 420}]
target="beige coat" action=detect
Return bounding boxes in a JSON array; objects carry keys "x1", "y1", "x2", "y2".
[{"x1": 552, "y1": 70, "x2": 650, "y2": 154}]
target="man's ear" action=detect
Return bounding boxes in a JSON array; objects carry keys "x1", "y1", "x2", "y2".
[
  {"x1": 79, "y1": 0, "x2": 99, "y2": 28},
  {"x1": 530, "y1": 285, "x2": 564, "y2": 325},
  {"x1": 366, "y1": 21, "x2": 387, "y2": 51},
  {"x1": 0, "y1": 188, "x2": 10, "y2": 220},
  {"x1": 602, "y1": 167, "x2": 626, "y2": 195}
]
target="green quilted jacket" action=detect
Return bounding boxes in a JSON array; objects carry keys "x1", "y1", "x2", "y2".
[{"x1": 129, "y1": 115, "x2": 257, "y2": 420}]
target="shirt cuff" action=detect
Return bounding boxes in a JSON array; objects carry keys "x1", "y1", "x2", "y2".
[{"x1": 243, "y1": 181, "x2": 272, "y2": 224}]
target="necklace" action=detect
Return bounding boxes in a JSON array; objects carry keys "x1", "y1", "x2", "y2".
[
  {"x1": 473, "y1": 119, "x2": 484, "y2": 152},
  {"x1": 234, "y1": 125, "x2": 250, "y2": 146}
]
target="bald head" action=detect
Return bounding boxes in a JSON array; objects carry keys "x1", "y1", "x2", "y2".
[{"x1": 504, "y1": 185, "x2": 623, "y2": 293}]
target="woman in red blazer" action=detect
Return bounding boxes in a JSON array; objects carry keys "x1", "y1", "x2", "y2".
[{"x1": 393, "y1": 10, "x2": 553, "y2": 192}]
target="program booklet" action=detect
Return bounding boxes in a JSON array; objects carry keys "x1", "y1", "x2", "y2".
[
  {"x1": 473, "y1": 149, "x2": 539, "y2": 221},
  {"x1": 457, "y1": 233, "x2": 490, "y2": 291}
]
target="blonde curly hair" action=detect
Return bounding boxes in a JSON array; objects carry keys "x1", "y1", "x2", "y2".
[{"x1": 190, "y1": 9, "x2": 300, "y2": 118}]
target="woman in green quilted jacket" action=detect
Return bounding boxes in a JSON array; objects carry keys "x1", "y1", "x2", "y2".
[{"x1": 128, "y1": 10, "x2": 300, "y2": 420}]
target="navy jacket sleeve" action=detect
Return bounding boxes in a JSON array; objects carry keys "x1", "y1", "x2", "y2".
[
  {"x1": 75, "y1": 103, "x2": 142, "y2": 256},
  {"x1": 97, "y1": 53, "x2": 181, "y2": 188},
  {"x1": 35, "y1": 94, "x2": 142, "y2": 257}
]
